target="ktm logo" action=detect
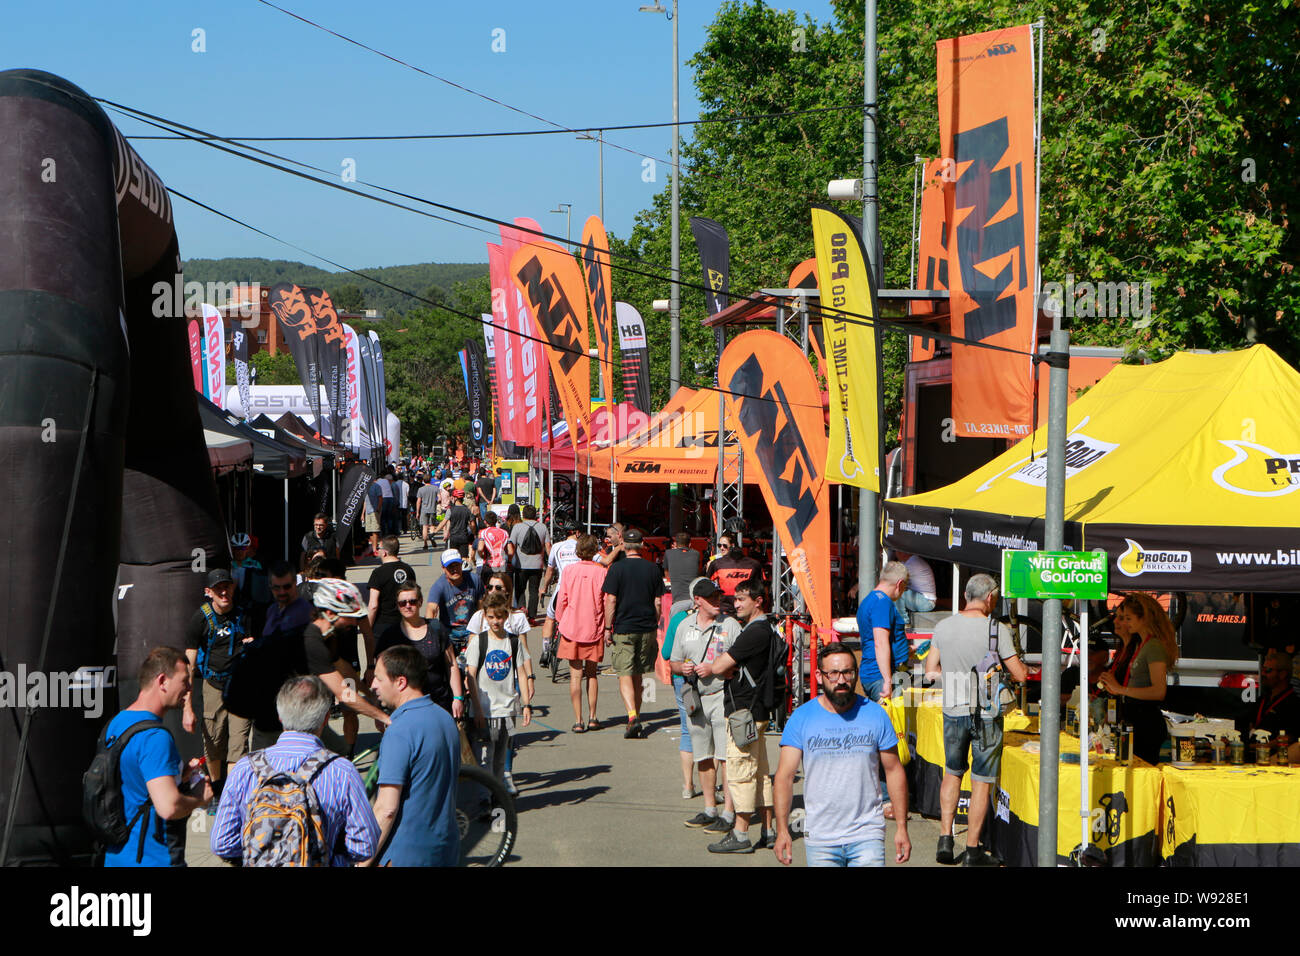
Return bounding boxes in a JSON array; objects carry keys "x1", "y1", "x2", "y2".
[
  {"x1": 1212, "y1": 440, "x2": 1300, "y2": 498},
  {"x1": 625, "y1": 461, "x2": 661, "y2": 474},
  {"x1": 987, "y1": 43, "x2": 1016, "y2": 56}
]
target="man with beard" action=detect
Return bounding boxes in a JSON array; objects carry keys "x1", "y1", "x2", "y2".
[{"x1": 772, "y1": 642, "x2": 911, "y2": 868}]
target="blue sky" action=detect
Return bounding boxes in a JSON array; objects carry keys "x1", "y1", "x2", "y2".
[{"x1": 3, "y1": 0, "x2": 839, "y2": 271}]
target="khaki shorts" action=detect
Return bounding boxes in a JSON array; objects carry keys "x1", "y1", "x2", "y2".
[
  {"x1": 364, "y1": 511, "x2": 380, "y2": 533},
  {"x1": 202, "y1": 680, "x2": 252, "y2": 771},
  {"x1": 687, "y1": 690, "x2": 728, "y2": 763},
  {"x1": 725, "y1": 718, "x2": 773, "y2": 814},
  {"x1": 610, "y1": 631, "x2": 658, "y2": 676}
]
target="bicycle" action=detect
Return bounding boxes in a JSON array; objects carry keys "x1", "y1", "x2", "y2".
[{"x1": 352, "y1": 743, "x2": 517, "y2": 867}]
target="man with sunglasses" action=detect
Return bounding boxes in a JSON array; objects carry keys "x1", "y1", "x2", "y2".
[
  {"x1": 772, "y1": 642, "x2": 911, "y2": 868},
  {"x1": 426, "y1": 549, "x2": 484, "y2": 652},
  {"x1": 705, "y1": 533, "x2": 763, "y2": 618}
]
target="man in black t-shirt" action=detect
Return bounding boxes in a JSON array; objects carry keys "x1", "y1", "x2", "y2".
[
  {"x1": 300, "y1": 512, "x2": 339, "y2": 570},
  {"x1": 474, "y1": 468, "x2": 497, "y2": 521},
  {"x1": 601, "y1": 528, "x2": 666, "y2": 739},
  {"x1": 183, "y1": 568, "x2": 255, "y2": 797},
  {"x1": 367, "y1": 535, "x2": 415, "y2": 657},
  {"x1": 697, "y1": 577, "x2": 776, "y2": 854},
  {"x1": 437, "y1": 488, "x2": 475, "y2": 558}
]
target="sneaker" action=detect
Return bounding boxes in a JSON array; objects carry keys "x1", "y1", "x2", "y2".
[
  {"x1": 936, "y1": 835, "x2": 956, "y2": 865},
  {"x1": 684, "y1": 812, "x2": 716, "y2": 828},
  {"x1": 703, "y1": 814, "x2": 732, "y2": 833},
  {"x1": 624, "y1": 721, "x2": 638, "y2": 739},
  {"x1": 707, "y1": 831, "x2": 755, "y2": 854},
  {"x1": 503, "y1": 772, "x2": 518, "y2": 796},
  {"x1": 682, "y1": 787, "x2": 699, "y2": 799},
  {"x1": 962, "y1": 845, "x2": 1002, "y2": 867},
  {"x1": 752, "y1": 831, "x2": 775, "y2": 850}
]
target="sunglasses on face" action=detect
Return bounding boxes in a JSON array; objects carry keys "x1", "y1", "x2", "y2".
[
  {"x1": 487, "y1": 584, "x2": 507, "y2": 591},
  {"x1": 397, "y1": 598, "x2": 421, "y2": 607}
]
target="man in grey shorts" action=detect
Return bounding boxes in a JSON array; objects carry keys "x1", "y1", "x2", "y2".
[
  {"x1": 671, "y1": 578, "x2": 741, "y2": 834},
  {"x1": 925, "y1": 572, "x2": 1028, "y2": 867}
]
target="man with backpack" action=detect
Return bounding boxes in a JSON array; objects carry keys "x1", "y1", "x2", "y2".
[
  {"x1": 89, "y1": 647, "x2": 213, "y2": 866},
  {"x1": 183, "y1": 568, "x2": 256, "y2": 801},
  {"x1": 211, "y1": 675, "x2": 379, "y2": 867},
  {"x1": 695, "y1": 578, "x2": 778, "y2": 854},
  {"x1": 924, "y1": 573, "x2": 1028, "y2": 867},
  {"x1": 509, "y1": 504, "x2": 550, "y2": 620}
]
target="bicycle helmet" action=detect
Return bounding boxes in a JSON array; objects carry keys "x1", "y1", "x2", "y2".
[
  {"x1": 307, "y1": 577, "x2": 368, "y2": 618},
  {"x1": 230, "y1": 532, "x2": 252, "y2": 549}
]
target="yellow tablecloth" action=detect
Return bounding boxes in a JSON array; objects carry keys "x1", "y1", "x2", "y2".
[{"x1": 1160, "y1": 763, "x2": 1300, "y2": 866}]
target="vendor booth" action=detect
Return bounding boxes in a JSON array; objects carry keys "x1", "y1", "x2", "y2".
[{"x1": 886, "y1": 345, "x2": 1300, "y2": 865}]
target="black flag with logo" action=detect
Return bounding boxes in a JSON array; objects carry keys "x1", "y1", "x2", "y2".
[
  {"x1": 232, "y1": 324, "x2": 253, "y2": 421},
  {"x1": 689, "y1": 216, "x2": 730, "y2": 315},
  {"x1": 336, "y1": 462, "x2": 376, "y2": 545},
  {"x1": 268, "y1": 283, "x2": 324, "y2": 433},
  {"x1": 464, "y1": 338, "x2": 490, "y2": 446}
]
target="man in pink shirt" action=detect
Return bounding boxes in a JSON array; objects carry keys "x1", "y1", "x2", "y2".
[
  {"x1": 475, "y1": 511, "x2": 512, "y2": 573},
  {"x1": 554, "y1": 534, "x2": 607, "y2": 733}
]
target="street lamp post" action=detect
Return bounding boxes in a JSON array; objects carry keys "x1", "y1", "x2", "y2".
[
  {"x1": 550, "y1": 202, "x2": 573, "y2": 250},
  {"x1": 577, "y1": 131, "x2": 605, "y2": 222}
]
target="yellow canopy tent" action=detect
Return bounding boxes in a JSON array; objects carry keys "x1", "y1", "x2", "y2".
[{"x1": 884, "y1": 345, "x2": 1300, "y2": 591}]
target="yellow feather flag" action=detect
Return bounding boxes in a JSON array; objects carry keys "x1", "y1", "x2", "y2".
[{"x1": 811, "y1": 205, "x2": 881, "y2": 490}]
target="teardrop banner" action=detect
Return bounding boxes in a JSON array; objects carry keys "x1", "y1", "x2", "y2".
[
  {"x1": 302, "y1": 287, "x2": 348, "y2": 445},
  {"x1": 718, "y1": 330, "x2": 832, "y2": 641},
  {"x1": 580, "y1": 216, "x2": 616, "y2": 406},
  {"x1": 811, "y1": 205, "x2": 881, "y2": 491},
  {"x1": 268, "y1": 282, "x2": 324, "y2": 433},
  {"x1": 509, "y1": 238, "x2": 592, "y2": 447}
]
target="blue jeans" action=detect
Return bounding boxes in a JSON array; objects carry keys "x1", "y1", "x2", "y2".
[
  {"x1": 804, "y1": 839, "x2": 886, "y2": 867},
  {"x1": 894, "y1": 590, "x2": 935, "y2": 628},
  {"x1": 672, "y1": 674, "x2": 693, "y2": 754},
  {"x1": 860, "y1": 676, "x2": 886, "y2": 703}
]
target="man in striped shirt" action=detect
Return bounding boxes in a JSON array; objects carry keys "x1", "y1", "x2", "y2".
[{"x1": 211, "y1": 676, "x2": 379, "y2": 866}]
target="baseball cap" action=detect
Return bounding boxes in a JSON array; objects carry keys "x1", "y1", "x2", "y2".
[
  {"x1": 623, "y1": 528, "x2": 644, "y2": 545},
  {"x1": 206, "y1": 568, "x2": 234, "y2": 588},
  {"x1": 441, "y1": 549, "x2": 465, "y2": 568},
  {"x1": 690, "y1": 576, "x2": 721, "y2": 600}
]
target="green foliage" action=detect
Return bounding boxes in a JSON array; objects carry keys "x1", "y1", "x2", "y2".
[
  {"x1": 610, "y1": 0, "x2": 1298, "y2": 437},
  {"x1": 329, "y1": 283, "x2": 366, "y2": 313}
]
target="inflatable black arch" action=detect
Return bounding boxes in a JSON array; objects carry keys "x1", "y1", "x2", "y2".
[{"x1": 0, "y1": 69, "x2": 228, "y2": 865}]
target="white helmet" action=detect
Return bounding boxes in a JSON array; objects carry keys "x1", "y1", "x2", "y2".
[
  {"x1": 230, "y1": 532, "x2": 252, "y2": 549},
  {"x1": 307, "y1": 578, "x2": 367, "y2": 618}
]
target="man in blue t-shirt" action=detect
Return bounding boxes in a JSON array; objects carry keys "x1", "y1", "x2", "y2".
[
  {"x1": 772, "y1": 642, "x2": 910, "y2": 868},
  {"x1": 856, "y1": 561, "x2": 911, "y2": 702},
  {"x1": 104, "y1": 647, "x2": 213, "y2": 867},
  {"x1": 425, "y1": 550, "x2": 483, "y2": 649},
  {"x1": 367, "y1": 646, "x2": 461, "y2": 866}
]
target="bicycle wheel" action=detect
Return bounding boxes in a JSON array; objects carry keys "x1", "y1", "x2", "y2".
[
  {"x1": 457, "y1": 763, "x2": 517, "y2": 867},
  {"x1": 549, "y1": 637, "x2": 562, "y2": 683}
]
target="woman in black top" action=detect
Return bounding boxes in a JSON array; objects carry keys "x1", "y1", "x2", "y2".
[{"x1": 376, "y1": 583, "x2": 464, "y2": 718}]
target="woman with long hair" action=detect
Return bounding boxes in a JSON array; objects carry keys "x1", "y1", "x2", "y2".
[
  {"x1": 1099, "y1": 592, "x2": 1178, "y2": 763},
  {"x1": 375, "y1": 582, "x2": 463, "y2": 718}
]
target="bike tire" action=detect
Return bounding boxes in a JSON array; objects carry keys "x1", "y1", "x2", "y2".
[{"x1": 457, "y1": 762, "x2": 517, "y2": 867}]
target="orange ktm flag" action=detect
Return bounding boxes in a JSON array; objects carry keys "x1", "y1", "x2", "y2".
[
  {"x1": 509, "y1": 240, "x2": 592, "y2": 444},
  {"x1": 718, "y1": 330, "x2": 832, "y2": 641},
  {"x1": 910, "y1": 158, "x2": 949, "y2": 362},
  {"x1": 579, "y1": 216, "x2": 616, "y2": 405},
  {"x1": 938, "y1": 25, "x2": 1037, "y2": 438}
]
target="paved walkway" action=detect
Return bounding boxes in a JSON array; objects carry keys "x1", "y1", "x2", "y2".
[{"x1": 185, "y1": 540, "x2": 947, "y2": 867}]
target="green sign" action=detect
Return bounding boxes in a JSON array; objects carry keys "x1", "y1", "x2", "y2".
[{"x1": 1001, "y1": 550, "x2": 1109, "y2": 600}]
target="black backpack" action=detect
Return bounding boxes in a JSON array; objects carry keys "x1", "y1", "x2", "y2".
[
  {"x1": 519, "y1": 521, "x2": 543, "y2": 556},
  {"x1": 82, "y1": 719, "x2": 167, "y2": 863},
  {"x1": 736, "y1": 619, "x2": 789, "y2": 721}
]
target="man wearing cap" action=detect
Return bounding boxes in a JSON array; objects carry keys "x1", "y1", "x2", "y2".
[
  {"x1": 426, "y1": 549, "x2": 484, "y2": 652},
  {"x1": 601, "y1": 528, "x2": 666, "y2": 739},
  {"x1": 672, "y1": 577, "x2": 740, "y2": 833},
  {"x1": 437, "y1": 486, "x2": 476, "y2": 560},
  {"x1": 183, "y1": 568, "x2": 256, "y2": 800}
]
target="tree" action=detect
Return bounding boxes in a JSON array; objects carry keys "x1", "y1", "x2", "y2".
[
  {"x1": 609, "y1": 0, "x2": 1298, "y2": 438},
  {"x1": 330, "y1": 283, "x2": 367, "y2": 313}
]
